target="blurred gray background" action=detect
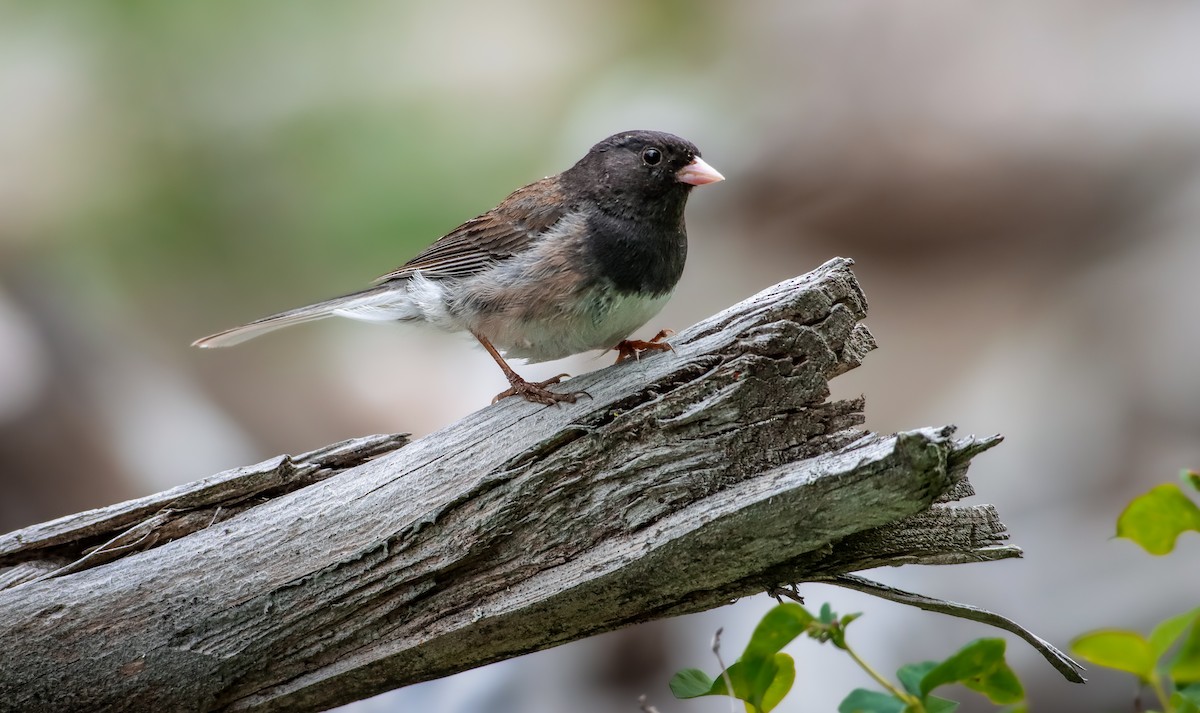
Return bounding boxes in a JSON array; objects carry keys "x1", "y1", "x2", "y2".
[{"x1": 2, "y1": 1, "x2": 1199, "y2": 711}]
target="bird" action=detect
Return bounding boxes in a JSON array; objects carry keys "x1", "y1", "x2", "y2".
[{"x1": 193, "y1": 130, "x2": 724, "y2": 405}]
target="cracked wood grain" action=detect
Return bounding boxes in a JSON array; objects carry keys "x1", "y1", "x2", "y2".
[
  {"x1": 0, "y1": 434, "x2": 410, "y2": 588},
  {"x1": 0, "y1": 258, "x2": 1047, "y2": 713}
]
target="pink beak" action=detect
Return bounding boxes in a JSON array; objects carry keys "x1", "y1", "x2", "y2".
[{"x1": 675, "y1": 156, "x2": 725, "y2": 186}]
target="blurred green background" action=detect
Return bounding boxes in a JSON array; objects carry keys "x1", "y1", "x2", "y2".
[{"x1": 3, "y1": 1, "x2": 1200, "y2": 711}]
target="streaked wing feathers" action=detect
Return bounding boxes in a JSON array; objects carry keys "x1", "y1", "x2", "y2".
[{"x1": 375, "y1": 176, "x2": 567, "y2": 282}]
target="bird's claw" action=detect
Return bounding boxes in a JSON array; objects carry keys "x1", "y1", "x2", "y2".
[
  {"x1": 614, "y1": 329, "x2": 675, "y2": 364},
  {"x1": 493, "y1": 373, "x2": 588, "y2": 406}
]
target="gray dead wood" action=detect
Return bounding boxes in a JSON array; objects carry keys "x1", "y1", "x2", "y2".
[{"x1": 0, "y1": 258, "x2": 1077, "y2": 713}]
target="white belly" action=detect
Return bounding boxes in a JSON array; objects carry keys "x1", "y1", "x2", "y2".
[
  {"x1": 326, "y1": 271, "x2": 674, "y2": 363},
  {"x1": 487, "y1": 288, "x2": 673, "y2": 363}
]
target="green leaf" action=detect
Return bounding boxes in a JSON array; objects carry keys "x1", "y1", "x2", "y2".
[
  {"x1": 1151, "y1": 608, "x2": 1200, "y2": 657},
  {"x1": 1175, "y1": 682, "x2": 1200, "y2": 713},
  {"x1": 1116, "y1": 483, "x2": 1200, "y2": 555},
  {"x1": 705, "y1": 662, "x2": 748, "y2": 699},
  {"x1": 820, "y1": 603, "x2": 836, "y2": 624},
  {"x1": 923, "y1": 696, "x2": 960, "y2": 712},
  {"x1": 673, "y1": 605, "x2": 812, "y2": 708},
  {"x1": 1175, "y1": 693, "x2": 1200, "y2": 713},
  {"x1": 1071, "y1": 630, "x2": 1156, "y2": 681},
  {"x1": 740, "y1": 656, "x2": 779, "y2": 713},
  {"x1": 669, "y1": 668, "x2": 715, "y2": 699},
  {"x1": 745, "y1": 604, "x2": 814, "y2": 660},
  {"x1": 838, "y1": 688, "x2": 906, "y2": 713},
  {"x1": 687, "y1": 656, "x2": 796, "y2": 713},
  {"x1": 897, "y1": 661, "x2": 938, "y2": 696},
  {"x1": 739, "y1": 606, "x2": 812, "y2": 712},
  {"x1": 758, "y1": 653, "x2": 796, "y2": 713},
  {"x1": 920, "y1": 638, "x2": 1024, "y2": 704},
  {"x1": 1172, "y1": 618, "x2": 1200, "y2": 684},
  {"x1": 976, "y1": 662, "x2": 1024, "y2": 704},
  {"x1": 1176, "y1": 682, "x2": 1200, "y2": 705}
]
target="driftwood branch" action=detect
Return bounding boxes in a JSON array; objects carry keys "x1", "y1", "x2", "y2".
[{"x1": 0, "y1": 258, "x2": 1078, "y2": 713}]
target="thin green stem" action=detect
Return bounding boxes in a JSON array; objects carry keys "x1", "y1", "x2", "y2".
[
  {"x1": 842, "y1": 639, "x2": 921, "y2": 707},
  {"x1": 1149, "y1": 672, "x2": 1172, "y2": 713}
]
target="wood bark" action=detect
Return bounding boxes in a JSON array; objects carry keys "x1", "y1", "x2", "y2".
[{"x1": 0, "y1": 258, "x2": 1046, "y2": 712}]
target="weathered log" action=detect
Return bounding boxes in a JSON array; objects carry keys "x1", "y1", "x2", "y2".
[{"x1": 0, "y1": 258, "x2": 1073, "y2": 713}]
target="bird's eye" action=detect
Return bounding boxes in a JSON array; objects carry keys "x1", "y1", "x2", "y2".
[{"x1": 641, "y1": 147, "x2": 662, "y2": 166}]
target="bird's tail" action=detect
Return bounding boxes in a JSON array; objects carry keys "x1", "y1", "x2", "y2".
[{"x1": 192, "y1": 284, "x2": 414, "y2": 348}]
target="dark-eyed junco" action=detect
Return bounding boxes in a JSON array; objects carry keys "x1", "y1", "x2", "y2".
[{"x1": 193, "y1": 130, "x2": 724, "y2": 404}]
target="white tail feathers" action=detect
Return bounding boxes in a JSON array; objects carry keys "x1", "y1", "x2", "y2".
[
  {"x1": 192, "y1": 311, "x2": 335, "y2": 348},
  {"x1": 191, "y1": 283, "x2": 429, "y2": 348}
]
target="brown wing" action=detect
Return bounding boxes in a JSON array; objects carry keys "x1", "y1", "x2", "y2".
[{"x1": 374, "y1": 176, "x2": 568, "y2": 283}]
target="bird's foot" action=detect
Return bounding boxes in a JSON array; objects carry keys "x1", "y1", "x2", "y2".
[
  {"x1": 493, "y1": 373, "x2": 587, "y2": 406},
  {"x1": 614, "y1": 329, "x2": 675, "y2": 364}
]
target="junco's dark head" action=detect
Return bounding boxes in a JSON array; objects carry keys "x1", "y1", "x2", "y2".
[{"x1": 564, "y1": 130, "x2": 723, "y2": 222}]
